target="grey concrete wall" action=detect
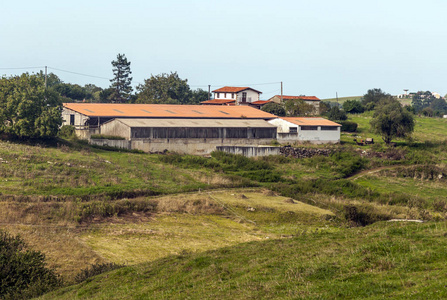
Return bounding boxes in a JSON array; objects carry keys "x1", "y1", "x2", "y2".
[
  {"x1": 100, "y1": 121, "x2": 131, "y2": 139},
  {"x1": 90, "y1": 139, "x2": 131, "y2": 149},
  {"x1": 130, "y1": 138, "x2": 273, "y2": 155},
  {"x1": 75, "y1": 128, "x2": 99, "y2": 140},
  {"x1": 216, "y1": 146, "x2": 281, "y2": 157}
]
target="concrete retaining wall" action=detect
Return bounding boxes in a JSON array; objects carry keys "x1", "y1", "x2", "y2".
[
  {"x1": 90, "y1": 139, "x2": 131, "y2": 149},
  {"x1": 216, "y1": 146, "x2": 280, "y2": 157}
]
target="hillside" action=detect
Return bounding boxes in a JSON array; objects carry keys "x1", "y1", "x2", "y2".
[
  {"x1": 1, "y1": 113, "x2": 447, "y2": 298},
  {"x1": 41, "y1": 221, "x2": 447, "y2": 299}
]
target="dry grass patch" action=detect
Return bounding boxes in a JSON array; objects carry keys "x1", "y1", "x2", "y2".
[
  {"x1": 79, "y1": 214, "x2": 265, "y2": 266},
  {"x1": 0, "y1": 225, "x2": 105, "y2": 280},
  {"x1": 210, "y1": 188, "x2": 334, "y2": 217}
]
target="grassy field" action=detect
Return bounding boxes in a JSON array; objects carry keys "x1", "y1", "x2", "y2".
[
  {"x1": 345, "y1": 113, "x2": 447, "y2": 144},
  {"x1": 2, "y1": 111, "x2": 447, "y2": 298},
  {"x1": 41, "y1": 221, "x2": 447, "y2": 299}
]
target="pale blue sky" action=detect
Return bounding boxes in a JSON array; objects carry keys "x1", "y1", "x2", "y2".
[{"x1": 1, "y1": 0, "x2": 446, "y2": 99}]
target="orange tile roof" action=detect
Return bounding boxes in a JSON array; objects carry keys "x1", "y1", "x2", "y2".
[
  {"x1": 212, "y1": 86, "x2": 262, "y2": 94},
  {"x1": 273, "y1": 95, "x2": 321, "y2": 101},
  {"x1": 200, "y1": 99, "x2": 236, "y2": 105},
  {"x1": 251, "y1": 100, "x2": 271, "y2": 105},
  {"x1": 63, "y1": 103, "x2": 276, "y2": 119},
  {"x1": 281, "y1": 117, "x2": 341, "y2": 127}
]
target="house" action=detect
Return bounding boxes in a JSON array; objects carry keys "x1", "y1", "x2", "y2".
[
  {"x1": 62, "y1": 103, "x2": 277, "y2": 155},
  {"x1": 201, "y1": 86, "x2": 262, "y2": 106},
  {"x1": 268, "y1": 95, "x2": 321, "y2": 113},
  {"x1": 268, "y1": 117, "x2": 341, "y2": 144}
]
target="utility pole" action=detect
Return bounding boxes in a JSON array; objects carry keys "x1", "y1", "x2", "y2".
[
  {"x1": 44, "y1": 66, "x2": 47, "y2": 89},
  {"x1": 208, "y1": 85, "x2": 211, "y2": 100},
  {"x1": 280, "y1": 81, "x2": 283, "y2": 102},
  {"x1": 336, "y1": 92, "x2": 339, "y2": 104}
]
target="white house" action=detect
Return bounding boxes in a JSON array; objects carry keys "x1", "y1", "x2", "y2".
[
  {"x1": 268, "y1": 117, "x2": 341, "y2": 144},
  {"x1": 201, "y1": 86, "x2": 262, "y2": 105}
]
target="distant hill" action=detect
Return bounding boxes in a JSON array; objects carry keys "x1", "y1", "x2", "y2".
[{"x1": 322, "y1": 96, "x2": 362, "y2": 104}]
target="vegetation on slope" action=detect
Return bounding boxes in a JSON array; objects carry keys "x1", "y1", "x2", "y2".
[{"x1": 41, "y1": 222, "x2": 447, "y2": 300}]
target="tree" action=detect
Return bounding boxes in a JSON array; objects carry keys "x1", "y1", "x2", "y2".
[
  {"x1": 0, "y1": 74, "x2": 62, "y2": 139},
  {"x1": 319, "y1": 101, "x2": 331, "y2": 115},
  {"x1": 370, "y1": 98, "x2": 415, "y2": 144},
  {"x1": 136, "y1": 72, "x2": 192, "y2": 104},
  {"x1": 342, "y1": 99, "x2": 364, "y2": 114},
  {"x1": 37, "y1": 71, "x2": 62, "y2": 88},
  {"x1": 326, "y1": 106, "x2": 347, "y2": 121},
  {"x1": 0, "y1": 230, "x2": 61, "y2": 299},
  {"x1": 284, "y1": 99, "x2": 315, "y2": 116},
  {"x1": 110, "y1": 53, "x2": 133, "y2": 103},
  {"x1": 190, "y1": 88, "x2": 209, "y2": 104},
  {"x1": 362, "y1": 88, "x2": 390, "y2": 109},
  {"x1": 261, "y1": 102, "x2": 286, "y2": 116}
]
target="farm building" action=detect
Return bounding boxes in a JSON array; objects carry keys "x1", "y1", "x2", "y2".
[
  {"x1": 62, "y1": 103, "x2": 277, "y2": 155},
  {"x1": 62, "y1": 103, "x2": 275, "y2": 136},
  {"x1": 98, "y1": 118, "x2": 277, "y2": 155},
  {"x1": 268, "y1": 117, "x2": 341, "y2": 144}
]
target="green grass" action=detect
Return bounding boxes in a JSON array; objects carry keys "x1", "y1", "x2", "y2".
[
  {"x1": 354, "y1": 173, "x2": 447, "y2": 206},
  {"x1": 40, "y1": 221, "x2": 447, "y2": 299},
  {"x1": 0, "y1": 141, "x2": 240, "y2": 197},
  {"x1": 322, "y1": 96, "x2": 362, "y2": 104},
  {"x1": 2, "y1": 115, "x2": 447, "y2": 299}
]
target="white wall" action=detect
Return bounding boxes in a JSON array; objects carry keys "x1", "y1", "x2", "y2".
[
  {"x1": 298, "y1": 127, "x2": 340, "y2": 143},
  {"x1": 236, "y1": 90, "x2": 260, "y2": 103},
  {"x1": 268, "y1": 118, "x2": 340, "y2": 144},
  {"x1": 61, "y1": 108, "x2": 89, "y2": 128},
  {"x1": 214, "y1": 92, "x2": 237, "y2": 99},
  {"x1": 268, "y1": 118, "x2": 297, "y2": 133}
]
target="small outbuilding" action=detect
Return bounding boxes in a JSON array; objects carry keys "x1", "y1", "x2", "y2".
[{"x1": 268, "y1": 117, "x2": 341, "y2": 144}]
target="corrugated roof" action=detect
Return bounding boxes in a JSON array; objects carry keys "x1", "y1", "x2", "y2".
[
  {"x1": 271, "y1": 95, "x2": 321, "y2": 101},
  {"x1": 111, "y1": 118, "x2": 276, "y2": 128},
  {"x1": 212, "y1": 86, "x2": 262, "y2": 94},
  {"x1": 281, "y1": 117, "x2": 341, "y2": 127},
  {"x1": 63, "y1": 103, "x2": 275, "y2": 119}
]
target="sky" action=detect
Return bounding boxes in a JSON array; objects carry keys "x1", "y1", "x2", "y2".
[{"x1": 1, "y1": 0, "x2": 447, "y2": 99}]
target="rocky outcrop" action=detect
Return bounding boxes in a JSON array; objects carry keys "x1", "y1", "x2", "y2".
[{"x1": 280, "y1": 146, "x2": 332, "y2": 158}]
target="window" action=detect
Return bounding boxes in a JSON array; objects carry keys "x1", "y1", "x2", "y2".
[
  {"x1": 231, "y1": 93, "x2": 235, "y2": 98},
  {"x1": 216, "y1": 92, "x2": 220, "y2": 98},
  {"x1": 289, "y1": 127, "x2": 297, "y2": 133},
  {"x1": 321, "y1": 126, "x2": 338, "y2": 131},
  {"x1": 242, "y1": 92, "x2": 247, "y2": 102},
  {"x1": 300, "y1": 126, "x2": 318, "y2": 131},
  {"x1": 225, "y1": 93, "x2": 227, "y2": 98},
  {"x1": 70, "y1": 115, "x2": 75, "y2": 126}
]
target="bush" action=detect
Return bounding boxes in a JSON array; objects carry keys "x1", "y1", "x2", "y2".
[
  {"x1": 326, "y1": 107, "x2": 347, "y2": 121},
  {"x1": 90, "y1": 134, "x2": 125, "y2": 140},
  {"x1": 58, "y1": 125, "x2": 76, "y2": 139},
  {"x1": 339, "y1": 121, "x2": 358, "y2": 132},
  {"x1": 0, "y1": 230, "x2": 61, "y2": 299}
]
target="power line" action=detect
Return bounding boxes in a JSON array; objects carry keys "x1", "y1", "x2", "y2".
[
  {"x1": 0, "y1": 66, "x2": 45, "y2": 70},
  {"x1": 48, "y1": 67, "x2": 110, "y2": 80}
]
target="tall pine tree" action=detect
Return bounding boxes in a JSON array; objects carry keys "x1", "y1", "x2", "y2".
[{"x1": 109, "y1": 53, "x2": 133, "y2": 103}]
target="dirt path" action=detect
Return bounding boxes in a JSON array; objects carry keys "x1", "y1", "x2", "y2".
[{"x1": 348, "y1": 164, "x2": 422, "y2": 181}]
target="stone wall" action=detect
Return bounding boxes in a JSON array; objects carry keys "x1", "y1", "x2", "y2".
[{"x1": 280, "y1": 146, "x2": 332, "y2": 158}]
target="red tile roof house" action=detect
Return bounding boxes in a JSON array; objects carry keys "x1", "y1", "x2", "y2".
[
  {"x1": 268, "y1": 117, "x2": 341, "y2": 144},
  {"x1": 201, "y1": 86, "x2": 263, "y2": 106},
  {"x1": 267, "y1": 95, "x2": 321, "y2": 114}
]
